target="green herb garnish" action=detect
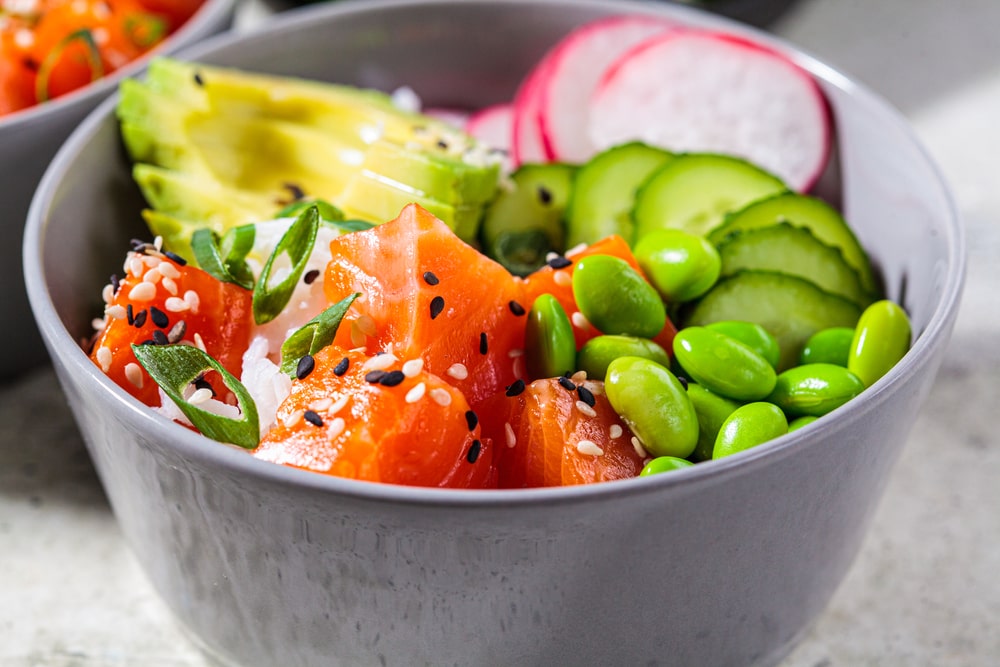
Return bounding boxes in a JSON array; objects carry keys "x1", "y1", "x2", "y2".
[
  {"x1": 191, "y1": 224, "x2": 256, "y2": 290},
  {"x1": 131, "y1": 344, "x2": 259, "y2": 449},
  {"x1": 253, "y1": 204, "x2": 320, "y2": 324},
  {"x1": 279, "y1": 293, "x2": 360, "y2": 377},
  {"x1": 36, "y1": 29, "x2": 104, "y2": 103},
  {"x1": 275, "y1": 198, "x2": 345, "y2": 222},
  {"x1": 124, "y1": 13, "x2": 168, "y2": 49}
]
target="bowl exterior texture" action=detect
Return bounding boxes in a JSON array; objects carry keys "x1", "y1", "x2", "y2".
[
  {"x1": 2, "y1": 0, "x2": 235, "y2": 380},
  {"x1": 25, "y1": 1, "x2": 964, "y2": 665}
]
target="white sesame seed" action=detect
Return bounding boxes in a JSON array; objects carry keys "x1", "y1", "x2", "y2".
[
  {"x1": 553, "y1": 270, "x2": 572, "y2": 287},
  {"x1": 571, "y1": 370, "x2": 588, "y2": 384},
  {"x1": 631, "y1": 436, "x2": 649, "y2": 459},
  {"x1": 104, "y1": 304, "x2": 127, "y2": 320},
  {"x1": 101, "y1": 284, "x2": 114, "y2": 304},
  {"x1": 329, "y1": 395, "x2": 349, "y2": 415},
  {"x1": 143, "y1": 267, "x2": 162, "y2": 284},
  {"x1": 91, "y1": 26, "x2": 109, "y2": 45},
  {"x1": 128, "y1": 256, "x2": 145, "y2": 277},
  {"x1": 161, "y1": 276, "x2": 178, "y2": 295},
  {"x1": 183, "y1": 290, "x2": 200, "y2": 314},
  {"x1": 350, "y1": 320, "x2": 367, "y2": 347},
  {"x1": 158, "y1": 261, "x2": 180, "y2": 279},
  {"x1": 310, "y1": 397, "x2": 334, "y2": 412},
  {"x1": 609, "y1": 424, "x2": 623, "y2": 439},
  {"x1": 362, "y1": 353, "x2": 398, "y2": 371},
  {"x1": 164, "y1": 296, "x2": 189, "y2": 312},
  {"x1": 565, "y1": 242, "x2": 588, "y2": 257},
  {"x1": 576, "y1": 400, "x2": 598, "y2": 418},
  {"x1": 153, "y1": 236, "x2": 163, "y2": 251},
  {"x1": 504, "y1": 422, "x2": 516, "y2": 448},
  {"x1": 356, "y1": 314, "x2": 377, "y2": 336},
  {"x1": 128, "y1": 281, "x2": 156, "y2": 302},
  {"x1": 95, "y1": 346, "x2": 112, "y2": 372},
  {"x1": 193, "y1": 332, "x2": 206, "y2": 352},
  {"x1": 14, "y1": 28, "x2": 33, "y2": 48},
  {"x1": 545, "y1": 251, "x2": 559, "y2": 262},
  {"x1": 329, "y1": 417, "x2": 346, "y2": 439},
  {"x1": 91, "y1": 317, "x2": 107, "y2": 332},
  {"x1": 576, "y1": 440, "x2": 604, "y2": 456},
  {"x1": 507, "y1": 348, "x2": 524, "y2": 358},
  {"x1": 405, "y1": 382, "x2": 426, "y2": 403},
  {"x1": 402, "y1": 358, "x2": 424, "y2": 377},
  {"x1": 571, "y1": 311, "x2": 590, "y2": 330},
  {"x1": 124, "y1": 363, "x2": 144, "y2": 389},
  {"x1": 446, "y1": 363, "x2": 468, "y2": 380},
  {"x1": 282, "y1": 410, "x2": 303, "y2": 428},
  {"x1": 512, "y1": 356, "x2": 525, "y2": 380},
  {"x1": 429, "y1": 387, "x2": 452, "y2": 406},
  {"x1": 188, "y1": 388, "x2": 213, "y2": 405},
  {"x1": 584, "y1": 380, "x2": 604, "y2": 396}
]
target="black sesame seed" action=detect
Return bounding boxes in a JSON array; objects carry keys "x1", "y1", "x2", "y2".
[
  {"x1": 379, "y1": 370, "x2": 406, "y2": 387},
  {"x1": 436, "y1": 139, "x2": 449, "y2": 150},
  {"x1": 537, "y1": 186, "x2": 553, "y2": 205},
  {"x1": 132, "y1": 309, "x2": 147, "y2": 328},
  {"x1": 163, "y1": 250, "x2": 187, "y2": 266},
  {"x1": 508, "y1": 300, "x2": 526, "y2": 316},
  {"x1": 284, "y1": 182, "x2": 306, "y2": 201},
  {"x1": 303, "y1": 410, "x2": 324, "y2": 427},
  {"x1": 152, "y1": 330, "x2": 169, "y2": 346},
  {"x1": 557, "y1": 376, "x2": 576, "y2": 392},
  {"x1": 466, "y1": 439, "x2": 482, "y2": 464},
  {"x1": 129, "y1": 238, "x2": 145, "y2": 250},
  {"x1": 677, "y1": 376, "x2": 689, "y2": 391},
  {"x1": 150, "y1": 306, "x2": 169, "y2": 329},
  {"x1": 479, "y1": 332, "x2": 488, "y2": 355},
  {"x1": 465, "y1": 410, "x2": 478, "y2": 431},
  {"x1": 303, "y1": 269, "x2": 320, "y2": 285},
  {"x1": 422, "y1": 271, "x2": 440, "y2": 286},
  {"x1": 126, "y1": 304, "x2": 135, "y2": 325},
  {"x1": 430, "y1": 295, "x2": 445, "y2": 320},
  {"x1": 334, "y1": 357, "x2": 350, "y2": 376},
  {"x1": 505, "y1": 379, "x2": 526, "y2": 397},
  {"x1": 365, "y1": 370, "x2": 388, "y2": 384},
  {"x1": 193, "y1": 72, "x2": 204, "y2": 86},
  {"x1": 296, "y1": 355, "x2": 316, "y2": 380},
  {"x1": 111, "y1": 274, "x2": 121, "y2": 294},
  {"x1": 138, "y1": 339, "x2": 155, "y2": 346},
  {"x1": 577, "y1": 385, "x2": 596, "y2": 408},
  {"x1": 547, "y1": 255, "x2": 572, "y2": 270},
  {"x1": 193, "y1": 376, "x2": 215, "y2": 395}
]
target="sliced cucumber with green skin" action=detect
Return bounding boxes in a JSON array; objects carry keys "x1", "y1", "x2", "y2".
[
  {"x1": 679, "y1": 270, "x2": 863, "y2": 371},
  {"x1": 565, "y1": 142, "x2": 673, "y2": 247},
  {"x1": 716, "y1": 223, "x2": 874, "y2": 309},
  {"x1": 632, "y1": 153, "x2": 788, "y2": 242},
  {"x1": 708, "y1": 192, "x2": 879, "y2": 295},
  {"x1": 479, "y1": 163, "x2": 576, "y2": 276}
]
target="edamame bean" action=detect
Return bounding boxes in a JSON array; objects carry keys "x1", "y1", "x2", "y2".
[
  {"x1": 768, "y1": 363, "x2": 865, "y2": 417},
  {"x1": 788, "y1": 415, "x2": 819, "y2": 432},
  {"x1": 848, "y1": 300, "x2": 911, "y2": 387},
  {"x1": 686, "y1": 383, "x2": 742, "y2": 462},
  {"x1": 605, "y1": 356, "x2": 698, "y2": 459},
  {"x1": 577, "y1": 335, "x2": 670, "y2": 380},
  {"x1": 713, "y1": 402, "x2": 788, "y2": 459},
  {"x1": 640, "y1": 456, "x2": 695, "y2": 476},
  {"x1": 633, "y1": 229, "x2": 721, "y2": 302},
  {"x1": 706, "y1": 320, "x2": 781, "y2": 369},
  {"x1": 800, "y1": 327, "x2": 855, "y2": 366},
  {"x1": 672, "y1": 326, "x2": 777, "y2": 401},
  {"x1": 525, "y1": 293, "x2": 576, "y2": 378},
  {"x1": 572, "y1": 254, "x2": 666, "y2": 338}
]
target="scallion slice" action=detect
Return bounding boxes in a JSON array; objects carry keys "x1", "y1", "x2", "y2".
[
  {"x1": 253, "y1": 204, "x2": 320, "y2": 324},
  {"x1": 131, "y1": 344, "x2": 260, "y2": 449},
  {"x1": 36, "y1": 29, "x2": 104, "y2": 104},
  {"x1": 279, "y1": 293, "x2": 360, "y2": 377},
  {"x1": 191, "y1": 224, "x2": 256, "y2": 290}
]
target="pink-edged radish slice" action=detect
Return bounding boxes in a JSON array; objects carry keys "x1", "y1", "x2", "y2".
[
  {"x1": 467, "y1": 103, "x2": 514, "y2": 172},
  {"x1": 424, "y1": 107, "x2": 471, "y2": 130},
  {"x1": 538, "y1": 15, "x2": 675, "y2": 164},
  {"x1": 512, "y1": 53, "x2": 554, "y2": 166},
  {"x1": 589, "y1": 31, "x2": 830, "y2": 192}
]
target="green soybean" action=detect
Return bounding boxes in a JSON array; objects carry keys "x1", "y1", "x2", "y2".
[
  {"x1": 686, "y1": 383, "x2": 742, "y2": 462},
  {"x1": 633, "y1": 229, "x2": 721, "y2": 302},
  {"x1": 705, "y1": 320, "x2": 781, "y2": 369},
  {"x1": 713, "y1": 402, "x2": 788, "y2": 459},
  {"x1": 800, "y1": 326, "x2": 855, "y2": 366},
  {"x1": 577, "y1": 335, "x2": 670, "y2": 380},
  {"x1": 788, "y1": 415, "x2": 819, "y2": 432},
  {"x1": 848, "y1": 300, "x2": 911, "y2": 387},
  {"x1": 605, "y1": 356, "x2": 698, "y2": 459},
  {"x1": 672, "y1": 326, "x2": 777, "y2": 401},
  {"x1": 572, "y1": 254, "x2": 666, "y2": 338},
  {"x1": 768, "y1": 363, "x2": 865, "y2": 417},
  {"x1": 524, "y1": 294, "x2": 576, "y2": 379},
  {"x1": 640, "y1": 456, "x2": 695, "y2": 476}
]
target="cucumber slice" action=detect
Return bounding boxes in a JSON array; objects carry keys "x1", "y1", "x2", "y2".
[
  {"x1": 565, "y1": 141, "x2": 673, "y2": 247},
  {"x1": 716, "y1": 223, "x2": 874, "y2": 309},
  {"x1": 679, "y1": 271, "x2": 862, "y2": 371},
  {"x1": 708, "y1": 192, "x2": 879, "y2": 295},
  {"x1": 632, "y1": 153, "x2": 787, "y2": 241},
  {"x1": 480, "y1": 163, "x2": 576, "y2": 276}
]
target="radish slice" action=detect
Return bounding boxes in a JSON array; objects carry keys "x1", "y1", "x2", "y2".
[
  {"x1": 589, "y1": 31, "x2": 830, "y2": 192},
  {"x1": 467, "y1": 104, "x2": 514, "y2": 172},
  {"x1": 538, "y1": 15, "x2": 674, "y2": 164},
  {"x1": 512, "y1": 53, "x2": 554, "y2": 166},
  {"x1": 424, "y1": 107, "x2": 471, "y2": 129}
]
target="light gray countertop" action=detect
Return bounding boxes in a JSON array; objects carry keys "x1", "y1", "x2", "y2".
[{"x1": 3, "y1": 0, "x2": 999, "y2": 664}]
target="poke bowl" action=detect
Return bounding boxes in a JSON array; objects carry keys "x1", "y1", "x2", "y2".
[
  {"x1": 24, "y1": 0, "x2": 964, "y2": 666},
  {"x1": 1, "y1": 0, "x2": 235, "y2": 379}
]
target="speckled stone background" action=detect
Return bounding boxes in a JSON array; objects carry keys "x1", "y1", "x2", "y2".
[{"x1": 3, "y1": 0, "x2": 999, "y2": 665}]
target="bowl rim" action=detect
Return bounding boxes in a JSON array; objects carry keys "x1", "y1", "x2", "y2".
[
  {"x1": 0, "y1": 0, "x2": 236, "y2": 131},
  {"x1": 23, "y1": 0, "x2": 967, "y2": 509}
]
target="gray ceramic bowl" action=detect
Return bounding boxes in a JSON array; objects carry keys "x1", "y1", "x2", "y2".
[
  {"x1": 0, "y1": 0, "x2": 235, "y2": 380},
  {"x1": 24, "y1": 1, "x2": 964, "y2": 665}
]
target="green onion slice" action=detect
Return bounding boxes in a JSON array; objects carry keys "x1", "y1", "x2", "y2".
[
  {"x1": 275, "y1": 198, "x2": 345, "y2": 222},
  {"x1": 131, "y1": 344, "x2": 260, "y2": 449},
  {"x1": 124, "y1": 13, "x2": 168, "y2": 49},
  {"x1": 36, "y1": 29, "x2": 104, "y2": 104},
  {"x1": 279, "y1": 293, "x2": 360, "y2": 377},
  {"x1": 253, "y1": 204, "x2": 320, "y2": 324},
  {"x1": 191, "y1": 225, "x2": 256, "y2": 290}
]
